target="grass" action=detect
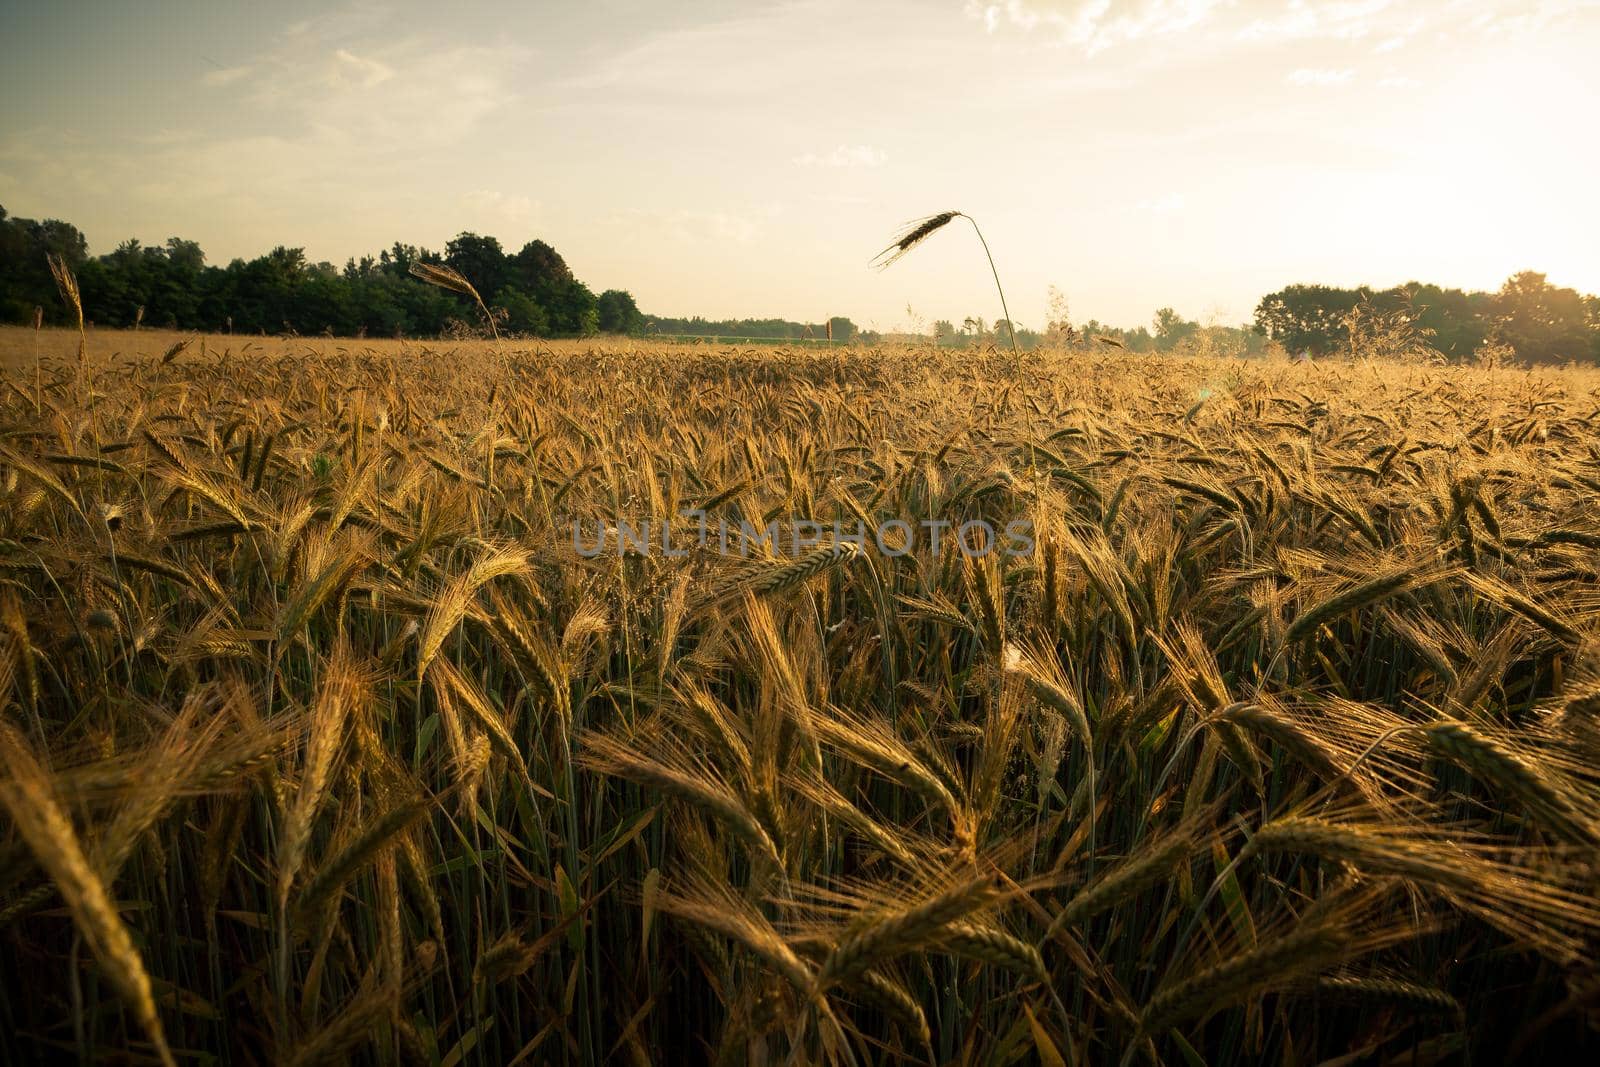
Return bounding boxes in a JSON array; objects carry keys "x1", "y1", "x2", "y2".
[{"x1": 1, "y1": 323, "x2": 1599, "y2": 1063}]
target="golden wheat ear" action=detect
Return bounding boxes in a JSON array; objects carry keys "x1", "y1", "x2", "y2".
[
  {"x1": 408, "y1": 260, "x2": 500, "y2": 341},
  {"x1": 870, "y1": 208, "x2": 1019, "y2": 352},
  {"x1": 0, "y1": 725, "x2": 178, "y2": 1067},
  {"x1": 870, "y1": 211, "x2": 961, "y2": 269}
]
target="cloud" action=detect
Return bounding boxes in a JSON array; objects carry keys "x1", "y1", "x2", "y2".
[
  {"x1": 202, "y1": 65, "x2": 254, "y2": 87},
  {"x1": 331, "y1": 48, "x2": 395, "y2": 88},
  {"x1": 606, "y1": 208, "x2": 762, "y2": 246},
  {"x1": 1377, "y1": 74, "x2": 1422, "y2": 88},
  {"x1": 242, "y1": 37, "x2": 528, "y2": 149},
  {"x1": 966, "y1": 1, "x2": 1599, "y2": 58},
  {"x1": 1467, "y1": 0, "x2": 1600, "y2": 37},
  {"x1": 1286, "y1": 67, "x2": 1355, "y2": 87},
  {"x1": 462, "y1": 189, "x2": 540, "y2": 228},
  {"x1": 793, "y1": 145, "x2": 887, "y2": 168},
  {"x1": 0, "y1": 8, "x2": 532, "y2": 261},
  {"x1": 965, "y1": 0, "x2": 1230, "y2": 54},
  {"x1": 1237, "y1": 0, "x2": 1397, "y2": 45}
]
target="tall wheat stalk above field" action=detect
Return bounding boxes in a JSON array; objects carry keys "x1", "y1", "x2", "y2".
[
  {"x1": 46, "y1": 252, "x2": 86, "y2": 369},
  {"x1": 873, "y1": 210, "x2": 1018, "y2": 354},
  {"x1": 408, "y1": 260, "x2": 500, "y2": 340}
]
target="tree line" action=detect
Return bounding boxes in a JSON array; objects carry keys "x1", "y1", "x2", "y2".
[
  {"x1": 5, "y1": 204, "x2": 1597, "y2": 362},
  {"x1": 0, "y1": 205, "x2": 646, "y2": 339},
  {"x1": 0, "y1": 204, "x2": 868, "y2": 343},
  {"x1": 1252, "y1": 274, "x2": 1600, "y2": 364},
  {"x1": 926, "y1": 308, "x2": 1272, "y2": 357}
]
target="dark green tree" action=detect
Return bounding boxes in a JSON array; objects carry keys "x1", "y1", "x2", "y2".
[
  {"x1": 597, "y1": 289, "x2": 643, "y2": 334},
  {"x1": 1493, "y1": 271, "x2": 1594, "y2": 364},
  {"x1": 444, "y1": 233, "x2": 510, "y2": 299},
  {"x1": 495, "y1": 288, "x2": 551, "y2": 336},
  {"x1": 1153, "y1": 307, "x2": 1199, "y2": 351},
  {"x1": 1252, "y1": 285, "x2": 1362, "y2": 355}
]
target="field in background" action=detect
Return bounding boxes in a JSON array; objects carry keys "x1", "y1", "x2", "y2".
[{"x1": 2, "y1": 330, "x2": 1600, "y2": 1065}]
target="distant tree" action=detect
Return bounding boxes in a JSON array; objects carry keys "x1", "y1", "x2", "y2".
[
  {"x1": 445, "y1": 233, "x2": 509, "y2": 299},
  {"x1": 1252, "y1": 285, "x2": 1363, "y2": 355},
  {"x1": 379, "y1": 242, "x2": 427, "y2": 276},
  {"x1": 1153, "y1": 307, "x2": 1199, "y2": 351},
  {"x1": 0, "y1": 205, "x2": 90, "y2": 323},
  {"x1": 827, "y1": 316, "x2": 858, "y2": 343},
  {"x1": 264, "y1": 246, "x2": 308, "y2": 285},
  {"x1": 1493, "y1": 271, "x2": 1594, "y2": 364},
  {"x1": 509, "y1": 239, "x2": 573, "y2": 293},
  {"x1": 496, "y1": 288, "x2": 551, "y2": 336},
  {"x1": 0, "y1": 210, "x2": 528, "y2": 336},
  {"x1": 1403, "y1": 283, "x2": 1491, "y2": 359},
  {"x1": 1588, "y1": 294, "x2": 1600, "y2": 361},
  {"x1": 164, "y1": 237, "x2": 204, "y2": 273},
  {"x1": 597, "y1": 289, "x2": 644, "y2": 334}
]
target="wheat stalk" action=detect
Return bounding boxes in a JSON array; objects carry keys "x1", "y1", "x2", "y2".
[
  {"x1": 0, "y1": 725, "x2": 177, "y2": 1067},
  {"x1": 408, "y1": 261, "x2": 500, "y2": 341},
  {"x1": 872, "y1": 211, "x2": 1019, "y2": 354}
]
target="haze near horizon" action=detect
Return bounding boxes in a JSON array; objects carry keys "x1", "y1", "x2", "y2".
[{"x1": 2, "y1": 0, "x2": 1596, "y2": 332}]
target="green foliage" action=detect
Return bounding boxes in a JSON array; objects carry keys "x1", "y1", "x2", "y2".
[
  {"x1": 645, "y1": 314, "x2": 858, "y2": 341},
  {"x1": 0, "y1": 207, "x2": 632, "y2": 339},
  {"x1": 1494, "y1": 271, "x2": 1595, "y2": 364},
  {"x1": 1255, "y1": 276, "x2": 1598, "y2": 364},
  {"x1": 1154, "y1": 307, "x2": 1199, "y2": 351},
  {"x1": 0, "y1": 205, "x2": 89, "y2": 323},
  {"x1": 597, "y1": 289, "x2": 644, "y2": 334}
]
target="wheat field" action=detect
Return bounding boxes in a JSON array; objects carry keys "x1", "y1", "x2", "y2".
[{"x1": 2, "y1": 324, "x2": 1599, "y2": 1064}]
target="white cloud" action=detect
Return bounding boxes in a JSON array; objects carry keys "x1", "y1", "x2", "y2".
[
  {"x1": 331, "y1": 48, "x2": 395, "y2": 89},
  {"x1": 793, "y1": 144, "x2": 887, "y2": 168},
  {"x1": 1468, "y1": 0, "x2": 1600, "y2": 38},
  {"x1": 606, "y1": 208, "x2": 761, "y2": 246},
  {"x1": 243, "y1": 38, "x2": 527, "y2": 149},
  {"x1": 202, "y1": 65, "x2": 253, "y2": 88},
  {"x1": 966, "y1": 1, "x2": 1598, "y2": 58},
  {"x1": 462, "y1": 189, "x2": 540, "y2": 228},
  {"x1": 1286, "y1": 67, "x2": 1355, "y2": 86},
  {"x1": 1237, "y1": 0, "x2": 1397, "y2": 44},
  {"x1": 1377, "y1": 74, "x2": 1422, "y2": 88},
  {"x1": 965, "y1": 0, "x2": 1230, "y2": 53}
]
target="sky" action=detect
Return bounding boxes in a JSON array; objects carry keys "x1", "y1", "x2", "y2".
[{"x1": 2, "y1": 0, "x2": 1597, "y2": 333}]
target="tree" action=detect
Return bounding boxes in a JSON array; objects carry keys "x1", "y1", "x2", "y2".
[
  {"x1": 1153, "y1": 307, "x2": 1199, "y2": 352},
  {"x1": 1588, "y1": 295, "x2": 1600, "y2": 361},
  {"x1": 509, "y1": 240, "x2": 572, "y2": 293},
  {"x1": 1252, "y1": 285, "x2": 1362, "y2": 355},
  {"x1": 445, "y1": 233, "x2": 509, "y2": 299},
  {"x1": 0, "y1": 205, "x2": 90, "y2": 323},
  {"x1": 597, "y1": 289, "x2": 643, "y2": 334},
  {"x1": 496, "y1": 287, "x2": 550, "y2": 336},
  {"x1": 1404, "y1": 283, "x2": 1490, "y2": 360},
  {"x1": 0, "y1": 205, "x2": 901, "y2": 344},
  {"x1": 1493, "y1": 271, "x2": 1594, "y2": 364}
]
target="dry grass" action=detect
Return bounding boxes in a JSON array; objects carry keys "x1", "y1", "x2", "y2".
[{"x1": 2, "y1": 325, "x2": 1599, "y2": 1063}]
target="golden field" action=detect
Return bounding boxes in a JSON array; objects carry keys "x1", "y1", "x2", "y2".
[{"x1": 2, "y1": 325, "x2": 1600, "y2": 1064}]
